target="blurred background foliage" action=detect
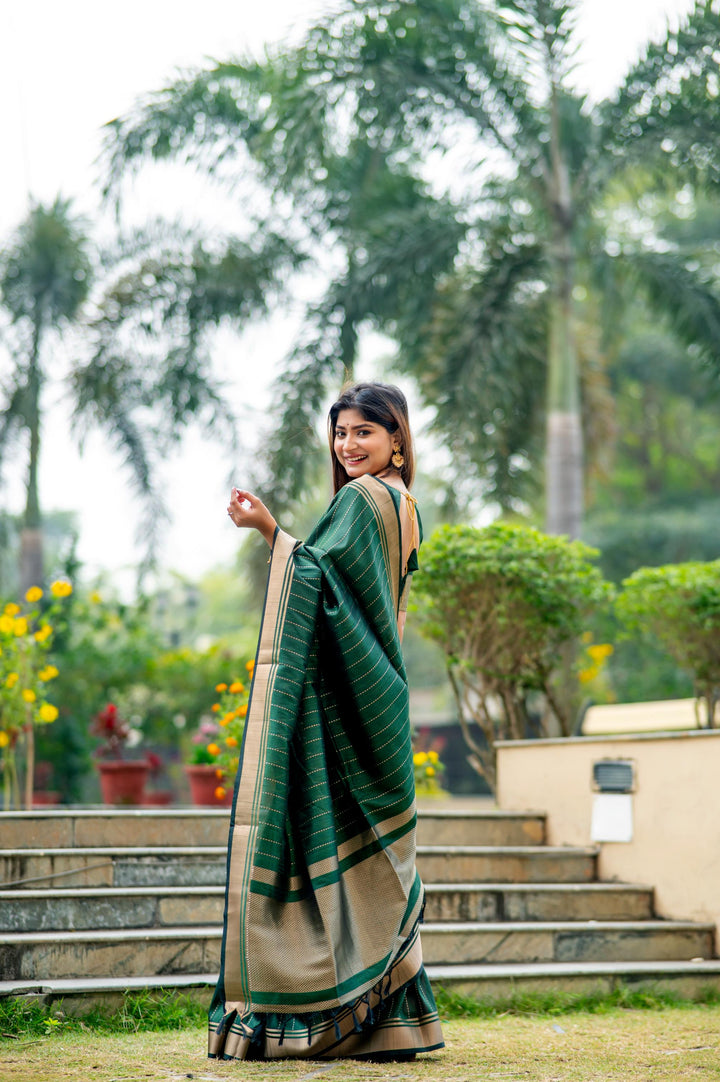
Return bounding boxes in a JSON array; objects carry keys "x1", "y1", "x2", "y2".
[{"x1": 1, "y1": 1, "x2": 720, "y2": 798}]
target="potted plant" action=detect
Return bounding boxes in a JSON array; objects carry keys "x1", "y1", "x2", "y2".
[
  {"x1": 142, "y1": 751, "x2": 174, "y2": 806},
  {"x1": 413, "y1": 745, "x2": 448, "y2": 799},
  {"x1": 91, "y1": 702, "x2": 149, "y2": 805},
  {"x1": 185, "y1": 664, "x2": 252, "y2": 806},
  {"x1": 0, "y1": 583, "x2": 69, "y2": 809}
]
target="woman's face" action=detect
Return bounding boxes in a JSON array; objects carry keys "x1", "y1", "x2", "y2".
[{"x1": 334, "y1": 408, "x2": 395, "y2": 479}]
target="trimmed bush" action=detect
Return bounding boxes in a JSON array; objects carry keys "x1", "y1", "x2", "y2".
[{"x1": 616, "y1": 561, "x2": 720, "y2": 726}]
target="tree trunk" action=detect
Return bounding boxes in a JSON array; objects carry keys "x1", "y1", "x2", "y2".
[
  {"x1": 545, "y1": 83, "x2": 583, "y2": 540},
  {"x1": 20, "y1": 318, "x2": 44, "y2": 593}
]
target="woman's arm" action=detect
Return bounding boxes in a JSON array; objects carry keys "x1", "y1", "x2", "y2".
[{"x1": 227, "y1": 488, "x2": 278, "y2": 547}]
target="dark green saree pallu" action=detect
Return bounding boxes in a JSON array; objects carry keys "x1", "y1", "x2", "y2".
[{"x1": 208, "y1": 475, "x2": 444, "y2": 1060}]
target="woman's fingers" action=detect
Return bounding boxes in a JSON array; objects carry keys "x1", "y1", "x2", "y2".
[{"x1": 228, "y1": 488, "x2": 264, "y2": 526}]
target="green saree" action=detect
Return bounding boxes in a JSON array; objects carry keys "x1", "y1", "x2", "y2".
[{"x1": 208, "y1": 474, "x2": 443, "y2": 1060}]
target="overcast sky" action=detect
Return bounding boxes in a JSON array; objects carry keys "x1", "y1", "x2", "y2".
[{"x1": 0, "y1": 0, "x2": 698, "y2": 590}]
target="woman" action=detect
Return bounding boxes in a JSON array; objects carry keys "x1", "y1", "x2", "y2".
[{"x1": 209, "y1": 382, "x2": 444, "y2": 1061}]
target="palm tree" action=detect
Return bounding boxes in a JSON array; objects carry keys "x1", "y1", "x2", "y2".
[
  {"x1": 0, "y1": 199, "x2": 91, "y2": 590},
  {"x1": 0, "y1": 202, "x2": 296, "y2": 591},
  {"x1": 104, "y1": 0, "x2": 720, "y2": 534}
]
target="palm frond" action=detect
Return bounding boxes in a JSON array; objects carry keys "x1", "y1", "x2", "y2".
[
  {"x1": 600, "y1": 0, "x2": 720, "y2": 190},
  {"x1": 622, "y1": 248, "x2": 720, "y2": 377}
]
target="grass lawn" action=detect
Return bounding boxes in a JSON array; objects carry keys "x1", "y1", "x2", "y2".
[{"x1": 2, "y1": 1006, "x2": 720, "y2": 1081}]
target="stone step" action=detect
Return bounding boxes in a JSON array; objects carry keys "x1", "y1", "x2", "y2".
[
  {"x1": 0, "y1": 920, "x2": 714, "y2": 982},
  {"x1": 0, "y1": 807, "x2": 545, "y2": 849},
  {"x1": 0, "y1": 844, "x2": 598, "y2": 890},
  {"x1": 6, "y1": 960, "x2": 720, "y2": 1012},
  {"x1": 0, "y1": 881, "x2": 655, "y2": 932},
  {"x1": 428, "y1": 959, "x2": 720, "y2": 1001},
  {"x1": 0, "y1": 926, "x2": 223, "y2": 982},
  {"x1": 424, "y1": 882, "x2": 655, "y2": 922},
  {"x1": 418, "y1": 846, "x2": 598, "y2": 884},
  {"x1": 420, "y1": 920, "x2": 715, "y2": 965}
]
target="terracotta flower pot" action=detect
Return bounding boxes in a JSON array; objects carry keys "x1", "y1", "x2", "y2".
[
  {"x1": 143, "y1": 790, "x2": 174, "y2": 806},
  {"x1": 185, "y1": 764, "x2": 233, "y2": 806},
  {"x1": 97, "y1": 760, "x2": 150, "y2": 806},
  {"x1": 31, "y1": 791, "x2": 62, "y2": 806}
]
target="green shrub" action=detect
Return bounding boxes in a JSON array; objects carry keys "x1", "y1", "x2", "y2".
[
  {"x1": 413, "y1": 523, "x2": 612, "y2": 790},
  {"x1": 616, "y1": 560, "x2": 720, "y2": 725}
]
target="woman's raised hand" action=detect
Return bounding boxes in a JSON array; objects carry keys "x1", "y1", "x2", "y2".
[{"x1": 227, "y1": 488, "x2": 277, "y2": 547}]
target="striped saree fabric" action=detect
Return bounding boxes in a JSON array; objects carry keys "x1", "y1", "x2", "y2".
[{"x1": 208, "y1": 475, "x2": 443, "y2": 1060}]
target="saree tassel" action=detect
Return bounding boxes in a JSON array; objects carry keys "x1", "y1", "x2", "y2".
[{"x1": 215, "y1": 1009, "x2": 237, "y2": 1037}]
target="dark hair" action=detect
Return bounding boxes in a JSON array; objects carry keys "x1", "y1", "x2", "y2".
[{"x1": 327, "y1": 381, "x2": 415, "y2": 494}]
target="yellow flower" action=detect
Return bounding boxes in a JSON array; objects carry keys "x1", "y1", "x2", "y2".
[
  {"x1": 0, "y1": 615, "x2": 12, "y2": 634},
  {"x1": 245, "y1": 659, "x2": 255, "y2": 673},
  {"x1": 214, "y1": 786, "x2": 226, "y2": 800},
  {"x1": 413, "y1": 752, "x2": 428, "y2": 766},
  {"x1": 90, "y1": 591, "x2": 102, "y2": 604},
  {"x1": 207, "y1": 743, "x2": 221, "y2": 757},
  {"x1": 587, "y1": 643, "x2": 614, "y2": 663},
  {"x1": 215, "y1": 683, "x2": 228, "y2": 693},
  {"x1": 50, "y1": 580, "x2": 73, "y2": 598},
  {"x1": 22, "y1": 689, "x2": 37, "y2": 703},
  {"x1": 38, "y1": 703, "x2": 59, "y2": 723},
  {"x1": 13, "y1": 617, "x2": 28, "y2": 637},
  {"x1": 25, "y1": 586, "x2": 43, "y2": 603},
  {"x1": 0, "y1": 730, "x2": 9, "y2": 748},
  {"x1": 211, "y1": 703, "x2": 221, "y2": 713},
  {"x1": 34, "y1": 625, "x2": 52, "y2": 643},
  {"x1": 39, "y1": 665, "x2": 59, "y2": 682},
  {"x1": 225, "y1": 736, "x2": 238, "y2": 748},
  {"x1": 5, "y1": 673, "x2": 19, "y2": 688},
  {"x1": 4, "y1": 603, "x2": 20, "y2": 617},
  {"x1": 229, "y1": 681, "x2": 244, "y2": 695},
  {"x1": 425, "y1": 766, "x2": 436, "y2": 778}
]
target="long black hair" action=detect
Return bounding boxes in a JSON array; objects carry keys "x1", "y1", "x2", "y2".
[{"x1": 327, "y1": 381, "x2": 415, "y2": 494}]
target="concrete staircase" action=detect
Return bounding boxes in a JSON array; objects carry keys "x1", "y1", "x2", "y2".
[{"x1": 1, "y1": 807, "x2": 720, "y2": 1010}]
